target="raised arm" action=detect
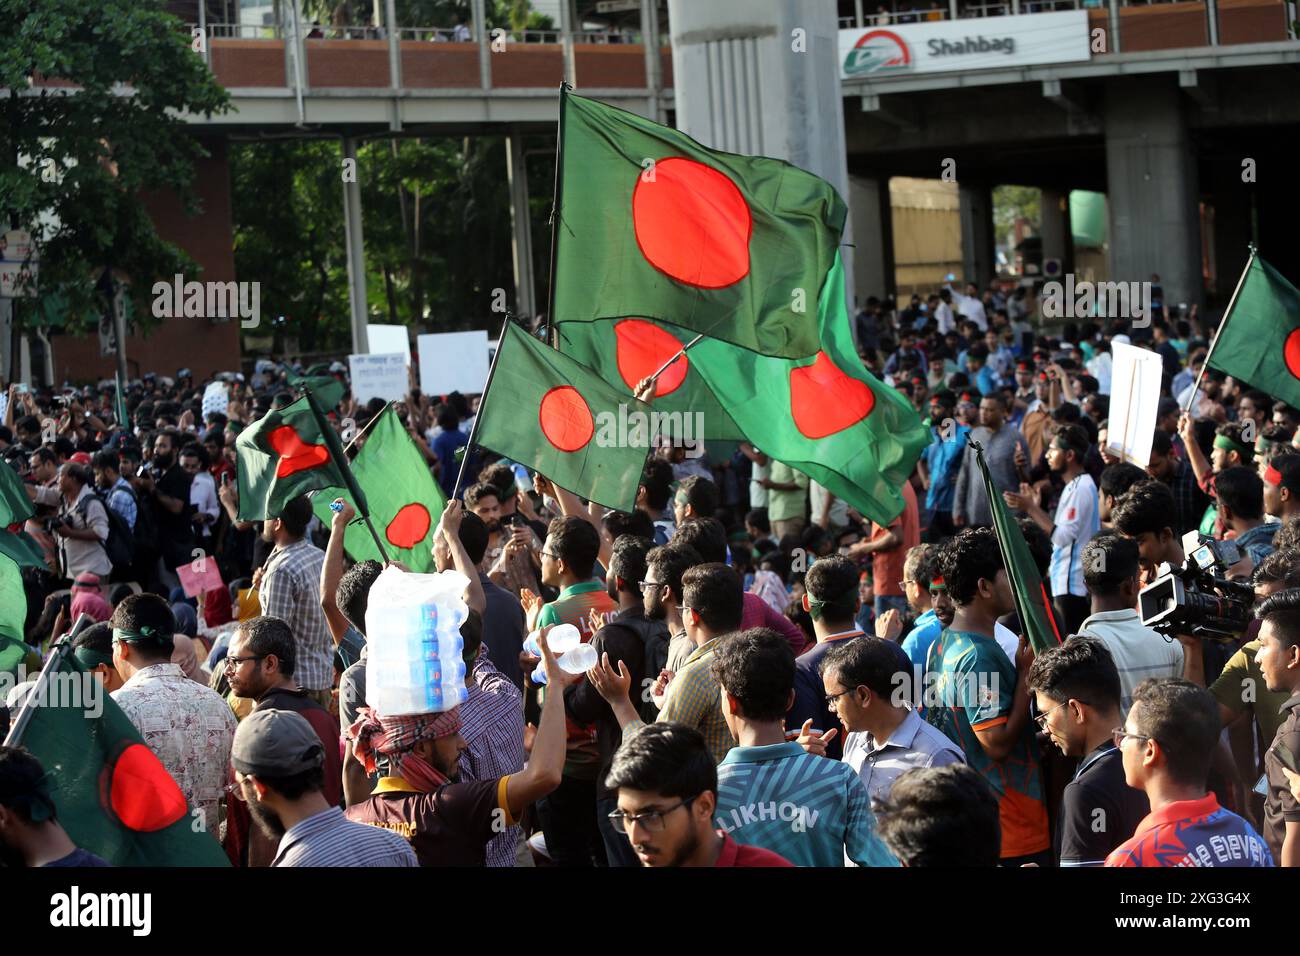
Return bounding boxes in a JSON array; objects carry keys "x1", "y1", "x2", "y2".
[{"x1": 320, "y1": 498, "x2": 354, "y2": 645}]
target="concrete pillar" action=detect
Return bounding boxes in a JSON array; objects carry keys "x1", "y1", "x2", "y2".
[
  {"x1": 1040, "y1": 187, "x2": 1074, "y2": 278},
  {"x1": 385, "y1": 0, "x2": 401, "y2": 130},
  {"x1": 506, "y1": 133, "x2": 537, "y2": 321},
  {"x1": 471, "y1": 0, "x2": 491, "y2": 90},
  {"x1": 667, "y1": 0, "x2": 856, "y2": 306},
  {"x1": 1103, "y1": 80, "x2": 1202, "y2": 312},
  {"x1": 640, "y1": 0, "x2": 663, "y2": 122},
  {"x1": 849, "y1": 175, "x2": 894, "y2": 305},
  {"x1": 959, "y1": 182, "x2": 996, "y2": 290},
  {"x1": 341, "y1": 137, "x2": 370, "y2": 354},
  {"x1": 558, "y1": 0, "x2": 576, "y2": 88}
]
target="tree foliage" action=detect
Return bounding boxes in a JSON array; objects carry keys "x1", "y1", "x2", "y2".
[{"x1": 0, "y1": 0, "x2": 230, "y2": 335}]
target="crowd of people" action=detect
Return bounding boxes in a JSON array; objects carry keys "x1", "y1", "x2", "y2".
[{"x1": 0, "y1": 276, "x2": 1298, "y2": 870}]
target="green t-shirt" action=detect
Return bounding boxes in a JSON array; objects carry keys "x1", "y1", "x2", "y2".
[
  {"x1": 1210, "y1": 638, "x2": 1291, "y2": 745},
  {"x1": 766, "y1": 461, "x2": 808, "y2": 523}
]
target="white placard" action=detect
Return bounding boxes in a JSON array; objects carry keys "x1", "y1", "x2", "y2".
[
  {"x1": 201, "y1": 380, "x2": 229, "y2": 418},
  {"x1": 1106, "y1": 342, "x2": 1164, "y2": 468},
  {"x1": 839, "y1": 11, "x2": 1089, "y2": 79},
  {"x1": 349, "y1": 352, "x2": 409, "y2": 404},
  {"x1": 366, "y1": 324, "x2": 411, "y2": 364},
  {"x1": 417, "y1": 331, "x2": 490, "y2": 396}
]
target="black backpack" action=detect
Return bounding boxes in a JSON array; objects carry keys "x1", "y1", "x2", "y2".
[
  {"x1": 76, "y1": 490, "x2": 135, "y2": 572},
  {"x1": 603, "y1": 613, "x2": 670, "y2": 724}
]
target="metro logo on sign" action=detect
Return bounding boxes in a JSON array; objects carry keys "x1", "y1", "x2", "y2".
[
  {"x1": 839, "y1": 11, "x2": 1090, "y2": 79},
  {"x1": 843, "y1": 30, "x2": 913, "y2": 76}
]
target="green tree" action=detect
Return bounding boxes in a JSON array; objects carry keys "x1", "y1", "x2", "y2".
[{"x1": 0, "y1": 0, "x2": 230, "y2": 336}]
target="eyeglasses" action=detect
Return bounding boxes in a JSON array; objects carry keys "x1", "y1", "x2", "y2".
[
  {"x1": 224, "y1": 653, "x2": 266, "y2": 670},
  {"x1": 1111, "y1": 727, "x2": 1154, "y2": 750},
  {"x1": 637, "y1": 580, "x2": 664, "y2": 592},
  {"x1": 608, "y1": 796, "x2": 697, "y2": 834},
  {"x1": 224, "y1": 779, "x2": 247, "y2": 802},
  {"x1": 1033, "y1": 698, "x2": 1075, "y2": 729},
  {"x1": 540, "y1": 550, "x2": 558, "y2": 560},
  {"x1": 825, "y1": 688, "x2": 855, "y2": 708}
]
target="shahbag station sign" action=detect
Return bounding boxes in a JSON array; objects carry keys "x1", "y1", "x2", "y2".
[{"x1": 839, "y1": 11, "x2": 1090, "y2": 78}]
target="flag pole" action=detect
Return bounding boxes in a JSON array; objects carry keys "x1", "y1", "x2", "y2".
[
  {"x1": 544, "y1": 81, "x2": 571, "y2": 350},
  {"x1": 1184, "y1": 244, "x2": 1257, "y2": 415},
  {"x1": 343, "y1": 401, "x2": 390, "y2": 456},
  {"x1": 453, "y1": 312, "x2": 514, "y2": 496},
  {"x1": 645, "y1": 333, "x2": 705, "y2": 390},
  {"x1": 302, "y1": 385, "x2": 391, "y2": 564},
  {"x1": 2, "y1": 614, "x2": 93, "y2": 747}
]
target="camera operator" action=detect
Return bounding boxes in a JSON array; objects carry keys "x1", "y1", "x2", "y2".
[
  {"x1": 51, "y1": 462, "x2": 111, "y2": 583},
  {"x1": 133, "y1": 427, "x2": 195, "y2": 592}
]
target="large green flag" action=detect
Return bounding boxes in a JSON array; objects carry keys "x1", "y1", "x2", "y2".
[
  {"x1": 0, "y1": 555, "x2": 31, "y2": 674},
  {"x1": 553, "y1": 89, "x2": 846, "y2": 360},
  {"x1": 0, "y1": 528, "x2": 47, "y2": 570},
  {"x1": 311, "y1": 406, "x2": 446, "y2": 572},
  {"x1": 1206, "y1": 252, "x2": 1300, "y2": 410},
  {"x1": 286, "y1": 368, "x2": 346, "y2": 413},
  {"x1": 973, "y1": 438, "x2": 1062, "y2": 654},
  {"x1": 235, "y1": 396, "x2": 353, "y2": 521},
  {"x1": 676, "y1": 253, "x2": 929, "y2": 526},
  {"x1": 0, "y1": 460, "x2": 34, "y2": 528},
  {"x1": 4, "y1": 643, "x2": 230, "y2": 866},
  {"x1": 475, "y1": 322, "x2": 652, "y2": 513},
  {"x1": 557, "y1": 319, "x2": 745, "y2": 441}
]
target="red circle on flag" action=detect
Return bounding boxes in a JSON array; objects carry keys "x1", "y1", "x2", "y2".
[
  {"x1": 632, "y1": 157, "x2": 752, "y2": 289},
  {"x1": 104, "y1": 742, "x2": 189, "y2": 832},
  {"x1": 1285, "y1": 329, "x2": 1300, "y2": 380},
  {"x1": 539, "y1": 386, "x2": 595, "y2": 452},
  {"x1": 614, "y1": 320, "x2": 689, "y2": 397},
  {"x1": 789, "y1": 351, "x2": 876, "y2": 439},
  {"x1": 387, "y1": 502, "x2": 432, "y2": 549}
]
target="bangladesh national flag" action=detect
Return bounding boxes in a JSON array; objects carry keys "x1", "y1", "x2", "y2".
[
  {"x1": 1206, "y1": 252, "x2": 1300, "y2": 410},
  {"x1": 5, "y1": 644, "x2": 230, "y2": 866},
  {"x1": 0, "y1": 555, "x2": 32, "y2": 675},
  {"x1": 0, "y1": 460, "x2": 34, "y2": 529},
  {"x1": 680, "y1": 253, "x2": 930, "y2": 526},
  {"x1": 311, "y1": 406, "x2": 446, "y2": 572},
  {"x1": 553, "y1": 89, "x2": 847, "y2": 360},
  {"x1": 0, "y1": 527, "x2": 47, "y2": 570},
  {"x1": 558, "y1": 319, "x2": 745, "y2": 441},
  {"x1": 973, "y1": 437, "x2": 1062, "y2": 654},
  {"x1": 475, "y1": 321, "x2": 652, "y2": 513},
  {"x1": 235, "y1": 396, "x2": 354, "y2": 521}
]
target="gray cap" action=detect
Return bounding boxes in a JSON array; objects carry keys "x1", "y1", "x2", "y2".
[{"x1": 231, "y1": 709, "x2": 324, "y2": 777}]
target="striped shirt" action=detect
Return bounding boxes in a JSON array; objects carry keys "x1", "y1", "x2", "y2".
[
  {"x1": 842, "y1": 708, "x2": 964, "y2": 803},
  {"x1": 459, "y1": 653, "x2": 525, "y2": 868},
  {"x1": 1075, "y1": 609, "x2": 1183, "y2": 716},
  {"x1": 1048, "y1": 473, "x2": 1099, "y2": 598},
  {"x1": 715, "y1": 742, "x2": 898, "y2": 868},
  {"x1": 258, "y1": 538, "x2": 334, "y2": 691},
  {"x1": 273, "y1": 807, "x2": 418, "y2": 867}
]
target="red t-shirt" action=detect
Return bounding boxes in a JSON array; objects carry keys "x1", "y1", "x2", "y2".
[
  {"x1": 871, "y1": 481, "x2": 920, "y2": 597},
  {"x1": 714, "y1": 832, "x2": 793, "y2": 867}
]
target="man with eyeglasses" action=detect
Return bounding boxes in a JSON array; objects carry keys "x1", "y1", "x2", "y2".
[
  {"x1": 221, "y1": 615, "x2": 342, "y2": 867},
  {"x1": 1106, "y1": 678, "x2": 1271, "y2": 867},
  {"x1": 1026, "y1": 637, "x2": 1149, "y2": 866},
  {"x1": 603, "y1": 722, "x2": 791, "y2": 867}
]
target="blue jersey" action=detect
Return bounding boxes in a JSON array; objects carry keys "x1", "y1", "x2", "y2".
[{"x1": 715, "y1": 742, "x2": 897, "y2": 867}]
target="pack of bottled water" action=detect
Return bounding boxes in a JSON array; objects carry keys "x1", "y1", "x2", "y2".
[{"x1": 364, "y1": 565, "x2": 470, "y2": 715}]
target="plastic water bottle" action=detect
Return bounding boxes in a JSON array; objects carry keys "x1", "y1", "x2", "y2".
[{"x1": 525, "y1": 623, "x2": 582, "y2": 686}]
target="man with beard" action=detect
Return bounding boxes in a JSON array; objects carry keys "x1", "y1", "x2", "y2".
[
  {"x1": 343, "y1": 631, "x2": 579, "y2": 865},
  {"x1": 231, "y1": 709, "x2": 416, "y2": 867},
  {"x1": 466, "y1": 480, "x2": 537, "y2": 599},
  {"x1": 223, "y1": 615, "x2": 343, "y2": 866},
  {"x1": 563, "y1": 534, "x2": 670, "y2": 866},
  {"x1": 604, "y1": 722, "x2": 792, "y2": 867},
  {"x1": 257, "y1": 495, "x2": 333, "y2": 706},
  {"x1": 646, "y1": 544, "x2": 702, "y2": 676},
  {"x1": 0, "y1": 746, "x2": 109, "y2": 867},
  {"x1": 134, "y1": 427, "x2": 195, "y2": 591}
]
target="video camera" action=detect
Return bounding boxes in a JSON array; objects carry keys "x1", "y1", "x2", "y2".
[{"x1": 1138, "y1": 530, "x2": 1255, "y2": 642}]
